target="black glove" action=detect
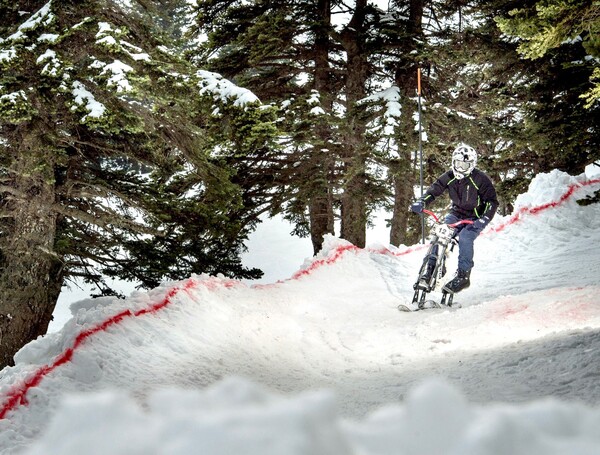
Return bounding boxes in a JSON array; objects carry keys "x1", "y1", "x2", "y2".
[
  {"x1": 472, "y1": 215, "x2": 490, "y2": 231},
  {"x1": 409, "y1": 199, "x2": 425, "y2": 213}
]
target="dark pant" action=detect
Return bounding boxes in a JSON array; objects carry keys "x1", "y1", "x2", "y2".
[
  {"x1": 445, "y1": 213, "x2": 482, "y2": 272},
  {"x1": 426, "y1": 213, "x2": 482, "y2": 272}
]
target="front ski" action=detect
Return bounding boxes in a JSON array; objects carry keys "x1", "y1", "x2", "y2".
[
  {"x1": 438, "y1": 290, "x2": 462, "y2": 308},
  {"x1": 400, "y1": 286, "x2": 462, "y2": 312},
  {"x1": 429, "y1": 299, "x2": 462, "y2": 309},
  {"x1": 398, "y1": 297, "x2": 461, "y2": 312},
  {"x1": 397, "y1": 303, "x2": 418, "y2": 312}
]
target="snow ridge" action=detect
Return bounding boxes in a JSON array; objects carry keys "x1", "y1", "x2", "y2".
[
  {"x1": 0, "y1": 279, "x2": 196, "y2": 419},
  {"x1": 0, "y1": 168, "x2": 599, "y2": 455}
]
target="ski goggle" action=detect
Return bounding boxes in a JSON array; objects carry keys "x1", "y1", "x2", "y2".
[{"x1": 453, "y1": 159, "x2": 473, "y2": 172}]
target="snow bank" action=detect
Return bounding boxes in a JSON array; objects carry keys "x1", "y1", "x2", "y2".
[
  {"x1": 346, "y1": 378, "x2": 600, "y2": 455},
  {"x1": 586, "y1": 162, "x2": 600, "y2": 179},
  {"x1": 513, "y1": 168, "x2": 591, "y2": 210},
  {"x1": 1, "y1": 167, "x2": 600, "y2": 455},
  {"x1": 514, "y1": 164, "x2": 600, "y2": 212},
  {"x1": 22, "y1": 377, "x2": 600, "y2": 455}
]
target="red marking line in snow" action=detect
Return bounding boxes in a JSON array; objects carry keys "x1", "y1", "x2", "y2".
[
  {"x1": 290, "y1": 244, "x2": 360, "y2": 280},
  {"x1": 1, "y1": 177, "x2": 598, "y2": 419},
  {"x1": 393, "y1": 177, "x2": 600, "y2": 252},
  {"x1": 391, "y1": 244, "x2": 427, "y2": 257},
  {"x1": 489, "y1": 178, "x2": 600, "y2": 234},
  {"x1": 0, "y1": 278, "x2": 199, "y2": 420},
  {"x1": 279, "y1": 177, "x2": 600, "y2": 278}
]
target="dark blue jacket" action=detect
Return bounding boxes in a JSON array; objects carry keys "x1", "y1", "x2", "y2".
[{"x1": 422, "y1": 169, "x2": 499, "y2": 221}]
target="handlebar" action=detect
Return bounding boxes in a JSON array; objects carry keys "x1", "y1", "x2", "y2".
[{"x1": 422, "y1": 209, "x2": 474, "y2": 227}]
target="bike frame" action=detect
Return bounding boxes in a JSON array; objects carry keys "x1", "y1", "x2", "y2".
[{"x1": 411, "y1": 209, "x2": 473, "y2": 308}]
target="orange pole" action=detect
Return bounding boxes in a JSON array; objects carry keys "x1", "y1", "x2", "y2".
[{"x1": 417, "y1": 67, "x2": 424, "y2": 243}]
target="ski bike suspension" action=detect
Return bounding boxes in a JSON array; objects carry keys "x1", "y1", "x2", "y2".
[{"x1": 410, "y1": 209, "x2": 473, "y2": 309}]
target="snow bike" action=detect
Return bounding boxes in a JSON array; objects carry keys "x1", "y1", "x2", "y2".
[{"x1": 398, "y1": 210, "x2": 473, "y2": 311}]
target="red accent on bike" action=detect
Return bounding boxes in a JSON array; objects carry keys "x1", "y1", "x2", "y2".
[
  {"x1": 449, "y1": 219, "x2": 474, "y2": 228},
  {"x1": 422, "y1": 209, "x2": 438, "y2": 222},
  {"x1": 422, "y1": 209, "x2": 472, "y2": 227}
]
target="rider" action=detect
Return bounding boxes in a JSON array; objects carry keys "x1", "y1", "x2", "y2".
[{"x1": 409, "y1": 143, "x2": 499, "y2": 294}]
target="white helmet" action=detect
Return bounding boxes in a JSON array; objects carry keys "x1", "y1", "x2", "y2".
[{"x1": 451, "y1": 143, "x2": 477, "y2": 179}]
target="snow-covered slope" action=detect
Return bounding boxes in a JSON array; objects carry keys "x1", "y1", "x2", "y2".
[{"x1": 1, "y1": 167, "x2": 600, "y2": 455}]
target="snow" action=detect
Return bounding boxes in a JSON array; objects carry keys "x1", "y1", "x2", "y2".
[
  {"x1": 513, "y1": 168, "x2": 582, "y2": 208},
  {"x1": 121, "y1": 41, "x2": 151, "y2": 62},
  {"x1": 114, "y1": 0, "x2": 135, "y2": 10},
  {"x1": 101, "y1": 60, "x2": 134, "y2": 93},
  {"x1": 0, "y1": 48, "x2": 17, "y2": 63},
  {"x1": 308, "y1": 90, "x2": 327, "y2": 115},
  {"x1": 38, "y1": 51, "x2": 61, "y2": 77},
  {"x1": 1, "y1": 166, "x2": 600, "y2": 454},
  {"x1": 7, "y1": 1, "x2": 54, "y2": 42},
  {"x1": 95, "y1": 35, "x2": 118, "y2": 47},
  {"x1": 0, "y1": 91, "x2": 27, "y2": 105},
  {"x1": 361, "y1": 86, "x2": 401, "y2": 135},
  {"x1": 35, "y1": 49, "x2": 55, "y2": 64},
  {"x1": 95, "y1": 23, "x2": 124, "y2": 50},
  {"x1": 96, "y1": 22, "x2": 113, "y2": 37},
  {"x1": 70, "y1": 81, "x2": 106, "y2": 121},
  {"x1": 37, "y1": 33, "x2": 59, "y2": 43},
  {"x1": 197, "y1": 70, "x2": 260, "y2": 106}
]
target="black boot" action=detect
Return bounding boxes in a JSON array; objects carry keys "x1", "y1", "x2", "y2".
[
  {"x1": 443, "y1": 269, "x2": 470, "y2": 294},
  {"x1": 419, "y1": 263, "x2": 435, "y2": 285}
]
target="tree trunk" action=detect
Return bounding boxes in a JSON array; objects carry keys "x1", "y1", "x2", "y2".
[
  {"x1": 339, "y1": 0, "x2": 369, "y2": 248},
  {"x1": 309, "y1": 194, "x2": 333, "y2": 254},
  {"x1": 0, "y1": 132, "x2": 61, "y2": 369},
  {"x1": 389, "y1": 0, "x2": 424, "y2": 246},
  {"x1": 340, "y1": 164, "x2": 367, "y2": 247},
  {"x1": 389, "y1": 158, "x2": 414, "y2": 246},
  {"x1": 308, "y1": 0, "x2": 335, "y2": 254}
]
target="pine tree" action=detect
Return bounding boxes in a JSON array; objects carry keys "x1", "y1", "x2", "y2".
[
  {"x1": 496, "y1": 0, "x2": 600, "y2": 172},
  {"x1": 412, "y1": 0, "x2": 538, "y2": 213},
  {"x1": 391, "y1": 0, "x2": 597, "y2": 222},
  {"x1": 0, "y1": 0, "x2": 272, "y2": 368},
  {"x1": 190, "y1": 0, "x2": 596, "y2": 255},
  {"x1": 386, "y1": 0, "x2": 425, "y2": 246},
  {"x1": 191, "y1": 0, "x2": 410, "y2": 250},
  {"x1": 190, "y1": 0, "x2": 343, "y2": 253}
]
